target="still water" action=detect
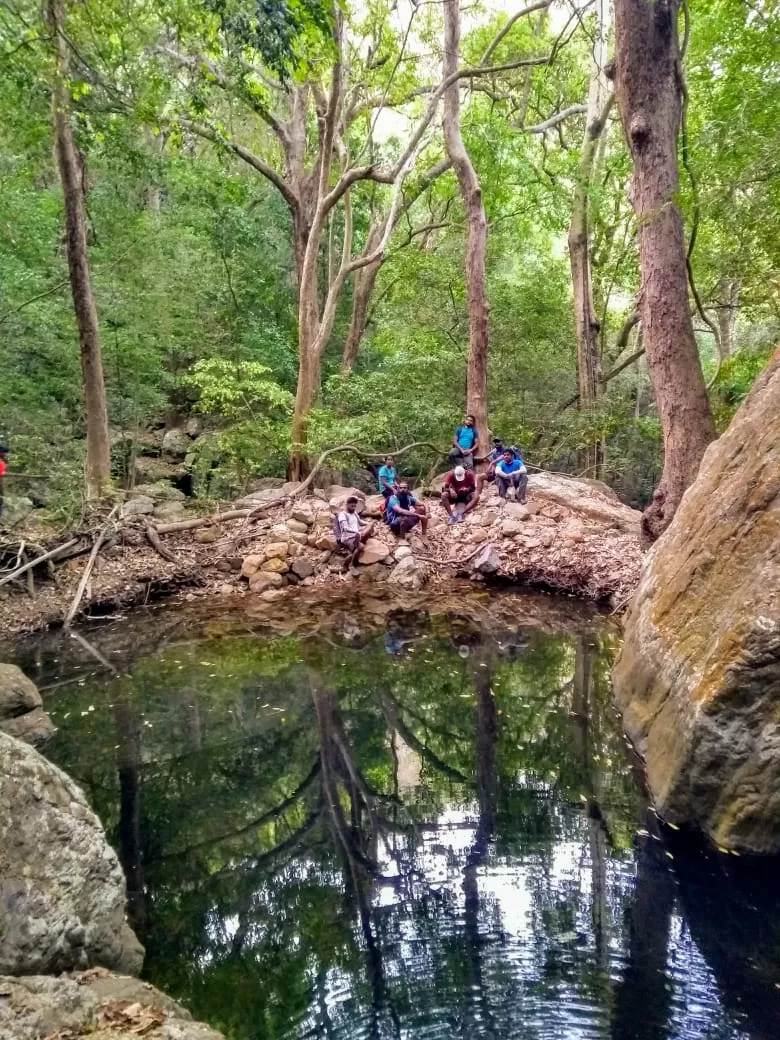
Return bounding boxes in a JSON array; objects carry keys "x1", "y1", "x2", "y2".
[{"x1": 10, "y1": 589, "x2": 780, "y2": 1040}]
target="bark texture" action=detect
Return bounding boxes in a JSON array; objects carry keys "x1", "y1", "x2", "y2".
[
  {"x1": 48, "y1": 0, "x2": 111, "y2": 499},
  {"x1": 442, "y1": 0, "x2": 490, "y2": 455},
  {"x1": 568, "y1": 0, "x2": 611, "y2": 479},
  {"x1": 613, "y1": 0, "x2": 716, "y2": 542}
]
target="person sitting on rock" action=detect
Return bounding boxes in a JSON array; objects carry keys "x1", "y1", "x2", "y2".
[
  {"x1": 377, "y1": 455, "x2": 398, "y2": 502},
  {"x1": 441, "y1": 465, "x2": 478, "y2": 524},
  {"x1": 495, "y1": 449, "x2": 528, "y2": 503},
  {"x1": 477, "y1": 436, "x2": 515, "y2": 494},
  {"x1": 336, "y1": 496, "x2": 375, "y2": 566},
  {"x1": 386, "y1": 481, "x2": 429, "y2": 539},
  {"x1": 449, "y1": 415, "x2": 479, "y2": 471}
]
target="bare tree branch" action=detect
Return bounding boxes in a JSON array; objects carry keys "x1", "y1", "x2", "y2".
[
  {"x1": 522, "y1": 103, "x2": 587, "y2": 133},
  {"x1": 480, "y1": 0, "x2": 553, "y2": 64},
  {"x1": 173, "y1": 118, "x2": 299, "y2": 212}
]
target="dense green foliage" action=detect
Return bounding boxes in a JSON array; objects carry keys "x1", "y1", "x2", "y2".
[{"x1": 0, "y1": 0, "x2": 777, "y2": 512}]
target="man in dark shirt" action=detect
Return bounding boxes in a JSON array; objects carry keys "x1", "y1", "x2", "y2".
[{"x1": 441, "y1": 465, "x2": 478, "y2": 524}]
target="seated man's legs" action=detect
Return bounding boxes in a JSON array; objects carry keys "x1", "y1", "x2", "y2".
[
  {"x1": 515, "y1": 471, "x2": 528, "y2": 503},
  {"x1": 460, "y1": 488, "x2": 479, "y2": 516},
  {"x1": 495, "y1": 475, "x2": 509, "y2": 499},
  {"x1": 440, "y1": 488, "x2": 457, "y2": 517},
  {"x1": 414, "y1": 502, "x2": 429, "y2": 535}
]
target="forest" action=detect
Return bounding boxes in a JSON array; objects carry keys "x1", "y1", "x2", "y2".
[{"x1": 0, "y1": 0, "x2": 777, "y2": 535}]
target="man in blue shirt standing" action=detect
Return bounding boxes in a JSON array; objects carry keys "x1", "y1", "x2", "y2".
[
  {"x1": 377, "y1": 455, "x2": 398, "y2": 502},
  {"x1": 449, "y1": 414, "x2": 479, "y2": 470},
  {"x1": 494, "y1": 449, "x2": 528, "y2": 503}
]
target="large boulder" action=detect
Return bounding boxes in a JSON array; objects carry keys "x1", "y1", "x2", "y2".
[
  {"x1": 357, "y1": 537, "x2": 392, "y2": 566},
  {"x1": 613, "y1": 348, "x2": 780, "y2": 853},
  {"x1": 328, "y1": 486, "x2": 365, "y2": 512},
  {"x1": 0, "y1": 663, "x2": 41, "y2": 720},
  {"x1": 161, "y1": 427, "x2": 192, "y2": 460},
  {"x1": 0, "y1": 973, "x2": 225, "y2": 1040},
  {"x1": 528, "y1": 472, "x2": 640, "y2": 532},
  {"x1": 120, "y1": 495, "x2": 155, "y2": 519},
  {"x1": 0, "y1": 665, "x2": 54, "y2": 749},
  {"x1": 0, "y1": 495, "x2": 34, "y2": 528},
  {"x1": 0, "y1": 732, "x2": 144, "y2": 975},
  {"x1": 388, "y1": 555, "x2": 426, "y2": 591}
]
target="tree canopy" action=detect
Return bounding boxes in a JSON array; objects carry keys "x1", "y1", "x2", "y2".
[{"x1": 0, "y1": 0, "x2": 777, "y2": 515}]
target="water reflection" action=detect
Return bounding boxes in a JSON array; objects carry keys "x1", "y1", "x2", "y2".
[{"x1": 10, "y1": 593, "x2": 778, "y2": 1039}]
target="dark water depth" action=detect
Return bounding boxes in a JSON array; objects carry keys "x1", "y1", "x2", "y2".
[{"x1": 9, "y1": 590, "x2": 780, "y2": 1040}]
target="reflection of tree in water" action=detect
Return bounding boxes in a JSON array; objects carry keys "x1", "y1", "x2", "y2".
[{"x1": 42, "y1": 616, "x2": 760, "y2": 1040}]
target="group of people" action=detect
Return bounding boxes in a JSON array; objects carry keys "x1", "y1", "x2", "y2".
[{"x1": 335, "y1": 415, "x2": 528, "y2": 563}]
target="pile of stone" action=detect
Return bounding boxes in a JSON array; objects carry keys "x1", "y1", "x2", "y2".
[
  {"x1": 229, "y1": 473, "x2": 643, "y2": 605},
  {"x1": 237, "y1": 486, "x2": 428, "y2": 601}
]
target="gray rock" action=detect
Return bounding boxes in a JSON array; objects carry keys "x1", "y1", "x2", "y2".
[
  {"x1": 134, "y1": 457, "x2": 185, "y2": 485},
  {"x1": 153, "y1": 500, "x2": 187, "y2": 520},
  {"x1": 291, "y1": 558, "x2": 315, "y2": 579},
  {"x1": 0, "y1": 663, "x2": 42, "y2": 720},
  {"x1": 503, "y1": 505, "x2": 530, "y2": 522},
  {"x1": 291, "y1": 505, "x2": 315, "y2": 527},
  {"x1": 120, "y1": 495, "x2": 155, "y2": 518},
  {"x1": 184, "y1": 416, "x2": 203, "y2": 438},
  {"x1": 161, "y1": 428, "x2": 192, "y2": 460},
  {"x1": 0, "y1": 495, "x2": 34, "y2": 528},
  {"x1": 194, "y1": 526, "x2": 221, "y2": 544},
  {"x1": 473, "y1": 545, "x2": 500, "y2": 575},
  {"x1": 286, "y1": 519, "x2": 309, "y2": 535},
  {"x1": 134, "y1": 482, "x2": 186, "y2": 502},
  {"x1": 0, "y1": 973, "x2": 225, "y2": 1040},
  {"x1": 500, "y1": 519, "x2": 527, "y2": 536},
  {"x1": 1, "y1": 708, "x2": 56, "y2": 749},
  {"x1": 0, "y1": 732, "x2": 144, "y2": 975},
  {"x1": 393, "y1": 545, "x2": 413, "y2": 561},
  {"x1": 388, "y1": 555, "x2": 426, "y2": 591}
]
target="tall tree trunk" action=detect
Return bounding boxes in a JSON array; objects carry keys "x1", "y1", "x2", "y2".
[
  {"x1": 613, "y1": 0, "x2": 716, "y2": 542},
  {"x1": 569, "y1": 0, "x2": 611, "y2": 480},
  {"x1": 47, "y1": 0, "x2": 111, "y2": 499},
  {"x1": 443, "y1": 0, "x2": 490, "y2": 456}
]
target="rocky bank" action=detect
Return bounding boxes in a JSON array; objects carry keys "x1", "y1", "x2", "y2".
[
  {"x1": 614, "y1": 346, "x2": 780, "y2": 854},
  {"x1": 0, "y1": 470, "x2": 644, "y2": 634}
]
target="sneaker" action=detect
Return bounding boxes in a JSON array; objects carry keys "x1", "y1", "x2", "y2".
[{"x1": 448, "y1": 515, "x2": 458, "y2": 526}]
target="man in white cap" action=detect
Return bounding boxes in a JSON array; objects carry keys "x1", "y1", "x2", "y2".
[{"x1": 440, "y1": 464, "x2": 478, "y2": 524}]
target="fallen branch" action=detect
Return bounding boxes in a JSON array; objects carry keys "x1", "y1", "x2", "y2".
[
  {"x1": 0, "y1": 538, "x2": 79, "y2": 589},
  {"x1": 63, "y1": 507, "x2": 120, "y2": 629},
  {"x1": 145, "y1": 524, "x2": 180, "y2": 563},
  {"x1": 155, "y1": 506, "x2": 268, "y2": 535}
]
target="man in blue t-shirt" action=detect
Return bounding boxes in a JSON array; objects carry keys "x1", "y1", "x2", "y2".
[
  {"x1": 495, "y1": 450, "x2": 528, "y2": 503},
  {"x1": 386, "y1": 481, "x2": 429, "y2": 538},
  {"x1": 477, "y1": 436, "x2": 520, "y2": 493},
  {"x1": 377, "y1": 455, "x2": 398, "y2": 501},
  {"x1": 449, "y1": 414, "x2": 479, "y2": 471}
]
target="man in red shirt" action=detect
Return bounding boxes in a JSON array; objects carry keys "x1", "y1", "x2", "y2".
[
  {"x1": 441, "y1": 465, "x2": 478, "y2": 524},
  {"x1": 0, "y1": 444, "x2": 7, "y2": 519}
]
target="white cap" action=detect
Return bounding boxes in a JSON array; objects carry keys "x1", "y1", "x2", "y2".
[{"x1": 454, "y1": 466, "x2": 466, "y2": 480}]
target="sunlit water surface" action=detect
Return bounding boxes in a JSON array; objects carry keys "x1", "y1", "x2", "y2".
[{"x1": 9, "y1": 590, "x2": 780, "y2": 1040}]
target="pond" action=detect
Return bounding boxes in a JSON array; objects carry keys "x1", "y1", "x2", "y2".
[{"x1": 9, "y1": 588, "x2": 780, "y2": 1040}]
